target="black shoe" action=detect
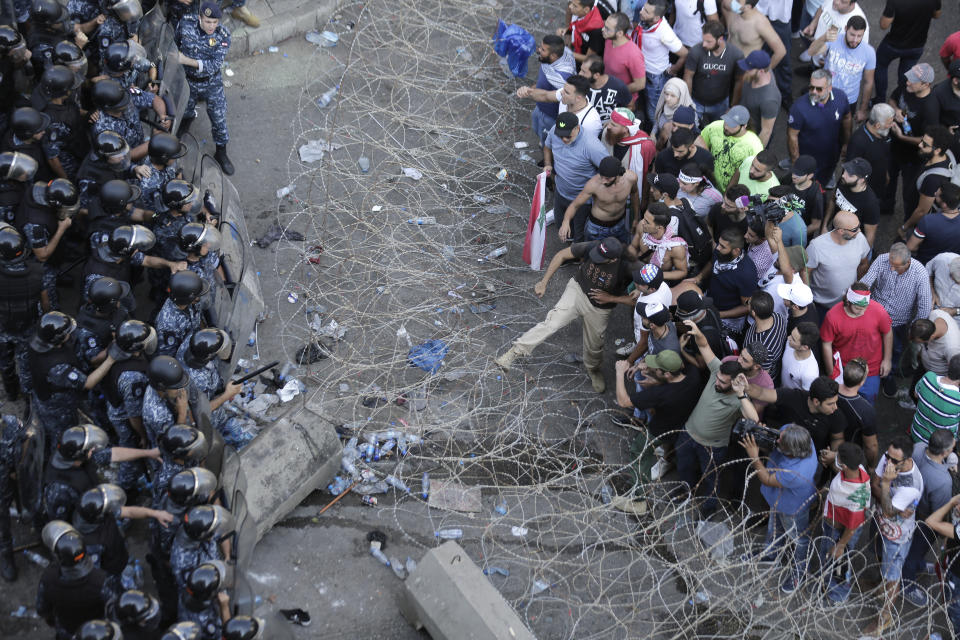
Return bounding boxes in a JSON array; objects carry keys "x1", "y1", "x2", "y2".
[
  {"x1": 214, "y1": 145, "x2": 235, "y2": 176},
  {"x1": 1, "y1": 550, "x2": 17, "y2": 582},
  {"x1": 881, "y1": 376, "x2": 898, "y2": 399},
  {"x1": 280, "y1": 608, "x2": 311, "y2": 626},
  {"x1": 536, "y1": 159, "x2": 545, "y2": 167}
]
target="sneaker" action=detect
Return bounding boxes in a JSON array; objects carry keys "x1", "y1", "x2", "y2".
[
  {"x1": 650, "y1": 457, "x2": 673, "y2": 481},
  {"x1": 280, "y1": 608, "x2": 312, "y2": 626},
  {"x1": 881, "y1": 376, "x2": 898, "y2": 398},
  {"x1": 902, "y1": 584, "x2": 928, "y2": 606},
  {"x1": 896, "y1": 389, "x2": 917, "y2": 410},
  {"x1": 780, "y1": 574, "x2": 799, "y2": 594},
  {"x1": 615, "y1": 342, "x2": 636, "y2": 357}
]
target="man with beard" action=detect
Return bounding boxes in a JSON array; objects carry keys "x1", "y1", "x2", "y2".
[
  {"x1": 787, "y1": 69, "x2": 851, "y2": 187},
  {"x1": 684, "y1": 20, "x2": 744, "y2": 125},
  {"x1": 702, "y1": 227, "x2": 758, "y2": 334},
  {"x1": 908, "y1": 184, "x2": 960, "y2": 265},
  {"x1": 825, "y1": 158, "x2": 880, "y2": 247},
  {"x1": 889, "y1": 63, "x2": 938, "y2": 215},
  {"x1": 601, "y1": 12, "x2": 646, "y2": 106},
  {"x1": 637, "y1": 2, "x2": 688, "y2": 124},
  {"x1": 579, "y1": 56, "x2": 632, "y2": 123},
  {"x1": 601, "y1": 108, "x2": 657, "y2": 189},
  {"x1": 696, "y1": 105, "x2": 763, "y2": 191},
  {"x1": 544, "y1": 112, "x2": 608, "y2": 227},
  {"x1": 655, "y1": 127, "x2": 716, "y2": 184},
  {"x1": 789, "y1": 156, "x2": 825, "y2": 239},
  {"x1": 845, "y1": 103, "x2": 895, "y2": 200},
  {"x1": 523, "y1": 35, "x2": 575, "y2": 147},
  {"x1": 730, "y1": 148, "x2": 779, "y2": 197},
  {"x1": 806, "y1": 210, "x2": 871, "y2": 319},
  {"x1": 560, "y1": 156, "x2": 638, "y2": 244},
  {"x1": 806, "y1": 16, "x2": 875, "y2": 122},
  {"x1": 900, "y1": 126, "x2": 956, "y2": 238}
]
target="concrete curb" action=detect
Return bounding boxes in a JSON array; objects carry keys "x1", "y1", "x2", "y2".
[{"x1": 227, "y1": 0, "x2": 340, "y2": 60}]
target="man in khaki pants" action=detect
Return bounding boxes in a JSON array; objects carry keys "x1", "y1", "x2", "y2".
[{"x1": 496, "y1": 237, "x2": 637, "y2": 392}]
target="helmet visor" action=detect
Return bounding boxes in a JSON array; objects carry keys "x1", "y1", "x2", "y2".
[{"x1": 5, "y1": 152, "x2": 38, "y2": 182}]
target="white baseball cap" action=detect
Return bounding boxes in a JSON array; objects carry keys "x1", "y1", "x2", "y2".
[
  {"x1": 777, "y1": 281, "x2": 814, "y2": 308},
  {"x1": 891, "y1": 486, "x2": 921, "y2": 512}
]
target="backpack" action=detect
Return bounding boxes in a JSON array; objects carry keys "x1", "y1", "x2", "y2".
[
  {"x1": 673, "y1": 206, "x2": 713, "y2": 273},
  {"x1": 916, "y1": 149, "x2": 960, "y2": 191}
]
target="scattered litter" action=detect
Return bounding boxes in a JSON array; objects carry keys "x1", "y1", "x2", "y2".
[
  {"x1": 316, "y1": 86, "x2": 338, "y2": 109},
  {"x1": 401, "y1": 167, "x2": 423, "y2": 180},
  {"x1": 287, "y1": 292, "x2": 298, "y2": 304},
  {"x1": 435, "y1": 528, "x2": 463, "y2": 540},
  {"x1": 225, "y1": 68, "x2": 234, "y2": 77},
  {"x1": 563, "y1": 353, "x2": 583, "y2": 363},
  {"x1": 469, "y1": 304, "x2": 495, "y2": 314},
  {"x1": 371, "y1": 205, "x2": 383, "y2": 212},
  {"x1": 511, "y1": 526, "x2": 528, "y2": 537},
  {"x1": 358, "y1": 156, "x2": 370, "y2": 173},
  {"x1": 23, "y1": 550, "x2": 48, "y2": 567},
  {"x1": 496, "y1": 169, "x2": 508, "y2": 180},
  {"x1": 277, "y1": 379, "x2": 305, "y2": 402},
  {"x1": 390, "y1": 558, "x2": 406, "y2": 579},
  {"x1": 441, "y1": 245, "x2": 456, "y2": 260},
  {"x1": 276, "y1": 184, "x2": 294, "y2": 199},
  {"x1": 408, "y1": 339, "x2": 448, "y2": 373},
  {"x1": 295, "y1": 340, "x2": 329, "y2": 364},
  {"x1": 306, "y1": 29, "x2": 339, "y2": 46},
  {"x1": 494, "y1": 501, "x2": 507, "y2": 515},
  {"x1": 405, "y1": 557, "x2": 417, "y2": 574},
  {"x1": 310, "y1": 317, "x2": 347, "y2": 341},
  {"x1": 480, "y1": 246, "x2": 507, "y2": 262},
  {"x1": 360, "y1": 495, "x2": 378, "y2": 507},
  {"x1": 396, "y1": 325, "x2": 414, "y2": 347},
  {"x1": 689, "y1": 590, "x2": 711, "y2": 605},
  {"x1": 514, "y1": 141, "x2": 529, "y2": 149},
  {"x1": 10, "y1": 605, "x2": 37, "y2": 618},
  {"x1": 531, "y1": 580, "x2": 551, "y2": 595},
  {"x1": 455, "y1": 46, "x2": 472, "y2": 61},
  {"x1": 544, "y1": 209, "x2": 555, "y2": 225},
  {"x1": 485, "y1": 204, "x2": 511, "y2": 214},
  {"x1": 519, "y1": 153, "x2": 534, "y2": 162},
  {"x1": 244, "y1": 393, "x2": 279, "y2": 416},
  {"x1": 427, "y1": 479, "x2": 482, "y2": 512},
  {"x1": 338, "y1": 383, "x2": 350, "y2": 393},
  {"x1": 254, "y1": 222, "x2": 305, "y2": 248},
  {"x1": 298, "y1": 139, "x2": 343, "y2": 163},
  {"x1": 407, "y1": 217, "x2": 436, "y2": 225},
  {"x1": 279, "y1": 608, "x2": 311, "y2": 626},
  {"x1": 267, "y1": 46, "x2": 279, "y2": 53},
  {"x1": 472, "y1": 194, "x2": 491, "y2": 203},
  {"x1": 484, "y1": 566, "x2": 510, "y2": 577},
  {"x1": 696, "y1": 521, "x2": 734, "y2": 561},
  {"x1": 221, "y1": 416, "x2": 259, "y2": 450}
]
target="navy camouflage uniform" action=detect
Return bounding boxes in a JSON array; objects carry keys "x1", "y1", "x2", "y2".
[
  {"x1": 176, "y1": 13, "x2": 231, "y2": 146},
  {"x1": 178, "y1": 594, "x2": 223, "y2": 640},
  {"x1": 30, "y1": 359, "x2": 89, "y2": 448},
  {"x1": 21, "y1": 220, "x2": 62, "y2": 311},
  {"x1": 105, "y1": 366, "x2": 149, "y2": 490},
  {"x1": 0, "y1": 416, "x2": 24, "y2": 561},
  {"x1": 66, "y1": 0, "x2": 100, "y2": 23},
  {"x1": 134, "y1": 161, "x2": 179, "y2": 214},
  {"x1": 91, "y1": 110, "x2": 145, "y2": 151},
  {"x1": 141, "y1": 384, "x2": 177, "y2": 448},
  {"x1": 42, "y1": 448, "x2": 112, "y2": 523},
  {"x1": 175, "y1": 341, "x2": 229, "y2": 433},
  {"x1": 95, "y1": 14, "x2": 139, "y2": 67},
  {"x1": 169, "y1": 526, "x2": 219, "y2": 590},
  {"x1": 155, "y1": 297, "x2": 202, "y2": 357}
]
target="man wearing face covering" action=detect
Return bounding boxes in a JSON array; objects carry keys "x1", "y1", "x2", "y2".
[{"x1": 560, "y1": 155, "x2": 639, "y2": 244}]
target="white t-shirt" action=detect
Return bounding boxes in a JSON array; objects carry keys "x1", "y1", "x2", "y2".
[
  {"x1": 921, "y1": 309, "x2": 960, "y2": 375},
  {"x1": 781, "y1": 344, "x2": 819, "y2": 390},
  {"x1": 813, "y1": 4, "x2": 870, "y2": 44},
  {"x1": 557, "y1": 94, "x2": 603, "y2": 141},
  {"x1": 929, "y1": 252, "x2": 960, "y2": 310},
  {"x1": 756, "y1": 0, "x2": 792, "y2": 23},
  {"x1": 874, "y1": 454, "x2": 924, "y2": 544},
  {"x1": 633, "y1": 281, "x2": 673, "y2": 342},
  {"x1": 641, "y1": 18, "x2": 684, "y2": 76},
  {"x1": 806, "y1": 232, "x2": 871, "y2": 305},
  {"x1": 673, "y1": 0, "x2": 719, "y2": 47}
]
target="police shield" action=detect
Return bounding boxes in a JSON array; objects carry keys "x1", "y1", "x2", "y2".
[
  {"x1": 177, "y1": 131, "x2": 202, "y2": 185},
  {"x1": 138, "y1": 5, "x2": 190, "y2": 132},
  {"x1": 15, "y1": 417, "x2": 44, "y2": 520}
]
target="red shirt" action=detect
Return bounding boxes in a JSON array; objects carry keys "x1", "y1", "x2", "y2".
[
  {"x1": 940, "y1": 31, "x2": 960, "y2": 63},
  {"x1": 820, "y1": 301, "x2": 892, "y2": 377}
]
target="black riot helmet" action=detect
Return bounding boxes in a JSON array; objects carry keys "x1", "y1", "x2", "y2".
[
  {"x1": 34, "y1": 310, "x2": 77, "y2": 349},
  {"x1": 185, "y1": 328, "x2": 231, "y2": 367},
  {"x1": 58, "y1": 424, "x2": 109, "y2": 461},
  {"x1": 106, "y1": 0, "x2": 143, "y2": 23},
  {"x1": 178, "y1": 222, "x2": 221, "y2": 255},
  {"x1": 148, "y1": 355, "x2": 190, "y2": 391},
  {"x1": 104, "y1": 39, "x2": 150, "y2": 75},
  {"x1": 117, "y1": 590, "x2": 161, "y2": 629},
  {"x1": 76, "y1": 620, "x2": 123, "y2": 640},
  {"x1": 91, "y1": 78, "x2": 130, "y2": 111},
  {"x1": 223, "y1": 616, "x2": 265, "y2": 640},
  {"x1": 0, "y1": 151, "x2": 39, "y2": 183},
  {"x1": 167, "y1": 467, "x2": 218, "y2": 507},
  {"x1": 185, "y1": 560, "x2": 227, "y2": 602},
  {"x1": 0, "y1": 223, "x2": 27, "y2": 264},
  {"x1": 38, "y1": 65, "x2": 80, "y2": 100},
  {"x1": 160, "y1": 622, "x2": 201, "y2": 640},
  {"x1": 182, "y1": 505, "x2": 235, "y2": 542},
  {"x1": 0, "y1": 25, "x2": 24, "y2": 54},
  {"x1": 109, "y1": 224, "x2": 155, "y2": 256},
  {"x1": 11, "y1": 106, "x2": 51, "y2": 137},
  {"x1": 52, "y1": 40, "x2": 87, "y2": 75},
  {"x1": 33, "y1": 178, "x2": 79, "y2": 219},
  {"x1": 160, "y1": 179, "x2": 198, "y2": 209},
  {"x1": 100, "y1": 179, "x2": 141, "y2": 215},
  {"x1": 30, "y1": 0, "x2": 67, "y2": 25},
  {"x1": 114, "y1": 319, "x2": 157, "y2": 355},
  {"x1": 148, "y1": 133, "x2": 187, "y2": 164},
  {"x1": 167, "y1": 270, "x2": 208, "y2": 306},
  {"x1": 87, "y1": 276, "x2": 126, "y2": 313},
  {"x1": 159, "y1": 424, "x2": 207, "y2": 462},
  {"x1": 77, "y1": 483, "x2": 126, "y2": 523},
  {"x1": 41, "y1": 520, "x2": 86, "y2": 566},
  {"x1": 93, "y1": 130, "x2": 130, "y2": 161}
]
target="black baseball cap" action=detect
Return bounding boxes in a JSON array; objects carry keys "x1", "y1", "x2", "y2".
[
  {"x1": 675, "y1": 290, "x2": 705, "y2": 319},
  {"x1": 555, "y1": 112, "x2": 579, "y2": 138},
  {"x1": 589, "y1": 237, "x2": 622, "y2": 262},
  {"x1": 791, "y1": 155, "x2": 817, "y2": 177},
  {"x1": 842, "y1": 157, "x2": 871, "y2": 180},
  {"x1": 648, "y1": 173, "x2": 679, "y2": 198}
]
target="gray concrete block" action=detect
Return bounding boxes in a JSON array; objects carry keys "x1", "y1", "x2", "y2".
[
  {"x1": 270, "y1": 13, "x2": 298, "y2": 44},
  {"x1": 400, "y1": 541, "x2": 536, "y2": 640},
  {"x1": 240, "y1": 404, "x2": 341, "y2": 540}
]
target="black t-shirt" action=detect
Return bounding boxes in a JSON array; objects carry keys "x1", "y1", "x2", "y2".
[
  {"x1": 834, "y1": 185, "x2": 880, "y2": 227},
  {"x1": 627, "y1": 364, "x2": 703, "y2": 435},
  {"x1": 791, "y1": 181, "x2": 824, "y2": 228},
  {"x1": 769, "y1": 388, "x2": 847, "y2": 451},
  {"x1": 838, "y1": 391, "x2": 877, "y2": 444},
  {"x1": 932, "y1": 80, "x2": 960, "y2": 129},
  {"x1": 707, "y1": 203, "x2": 748, "y2": 242},
  {"x1": 655, "y1": 146, "x2": 715, "y2": 181},
  {"x1": 580, "y1": 29, "x2": 605, "y2": 58},
  {"x1": 918, "y1": 159, "x2": 953, "y2": 198},
  {"x1": 892, "y1": 88, "x2": 939, "y2": 162},
  {"x1": 846, "y1": 125, "x2": 892, "y2": 197},
  {"x1": 587, "y1": 76, "x2": 632, "y2": 122},
  {"x1": 883, "y1": 0, "x2": 941, "y2": 49},
  {"x1": 786, "y1": 305, "x2": 819, "y2": 334},
  {"x1": 685, "y1": 43, "x2": 744, "y2": 106},
  {"x1": 570, "y1": 241, "x2": 635, "y2": 309}
]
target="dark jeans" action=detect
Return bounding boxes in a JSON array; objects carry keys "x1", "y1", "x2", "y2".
[
  {"x1": 901, "y1": 521, "x2": 937, "y2": 585},
  {"x1": 675, "y1": 430, "x2": 728, "y2": 516},
  {"x1": 874, "y1": 38, "x2": 924, "y2": 105},
  {"x1": 767, "y1": 19, "x2": 793, "y2": 104}
]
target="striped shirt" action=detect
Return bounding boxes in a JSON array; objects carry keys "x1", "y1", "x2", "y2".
[
  {"x1": 745, "y1": 312, "x2": 788, "y2": 382},
  {"x1": 861, "y1": 254, "x2": 933, "y2": 327},
  {"x1": 911, "y1": 372, "x2": 960, "y2": 443}
]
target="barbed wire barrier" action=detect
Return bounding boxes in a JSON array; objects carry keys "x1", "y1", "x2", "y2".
[{"x1": 259, "y1": 0, "x2": 951, "y2": 637}]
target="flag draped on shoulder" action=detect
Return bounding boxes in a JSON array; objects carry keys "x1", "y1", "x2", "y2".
[
  {"x1": 523, "y1": 171, "x2": 549, "y2": 270},
  {"x1": 824, "y1": 466, "x2": 871, "y2": 531}
]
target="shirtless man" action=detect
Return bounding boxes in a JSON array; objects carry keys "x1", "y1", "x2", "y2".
[
  {"x1": 560, "y1": 156, "x2": 639, "y2": 245},
  {"x1": 721, "y1": 0, "x2": 785, "y2": 68}
]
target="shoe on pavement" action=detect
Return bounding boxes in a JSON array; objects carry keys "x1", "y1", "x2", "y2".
[
  {"x1": 902, "y1": 584, "x2": 928, "y2": 606},
  {"x1": 232, "y1": 6, "x2": 260, "y2": 27},
  {"x1": 495, "y1": 347, "x2": 520, "y2": 371},
  {"x1": 280, "y1": 608, "x2": 311, "y2": 626},
  {"x1": 214, "y1": 145, "x2": 235, "y2": 176},
  {"x1": 650, "y1": 457, "x2": 672, "y2": 481},
  {"x1": 881, "y1": 376, "x2": 898, "y2": 398},
  {"x1": 611, "y1": 496, "x2": 648, "y2": 515},
  {"x1": 896, "y1": 389, "x2": 917, "y2": 410},
  {"x1": 587, "y1": 367, "x2": 605, "y2": 393}
]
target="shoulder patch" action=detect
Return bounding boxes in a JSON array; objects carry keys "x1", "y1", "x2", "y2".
[
  {"x1": 68, "y1": 371, "x2": 78, "y2": 381},
  {"x1": 88, "y1": 337, "x2": 97, "y2": 348}
]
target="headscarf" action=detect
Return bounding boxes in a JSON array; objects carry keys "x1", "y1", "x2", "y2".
[{"x1": 652, "y1": 77, "x2": 694, "y2": 135}]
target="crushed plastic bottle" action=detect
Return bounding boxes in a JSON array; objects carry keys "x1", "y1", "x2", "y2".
[
  {"x1": 121, "y1": 559, "x2": 143, "y2": 590},
  {"x1": 407, "y1": 217, "x2": 436, "y2": 225},
  {"x1": 531, "y1": 580, "x2": 551, "y2": 595},
  {"x1": 23, "y1": 550, "x2": 48, "y2": 567},
  {"x1": 479, "y1": 246, "x2": 507, "y2": 262},
  {"x1": 599, "y1": 484, "x2": 612, "y2": 505},
  {"x1": 358, "y1": 156, "x2": 370, "y2": 173},
  {"x1": 494, "y1": 500, "x2": 507, "y2": 516},
  {"x1": 435, "y1": 528, "x2": 463, "y2": 540},
  {"x1": 405, "y1": 557, "x2": 417, "y2": 574},
  {"x1": 369, "y1": 545, "x2": 390, "y2": 566},
  {"x1": 421, "y1": 472, "x2": 430, "y2": 500},
  {"x1": 484, "y1": 566, "x2": 510, "y2": 577},
  {"x1": 384, "y1": 475, "x2": 411, "y2": 493},
  {"x1": 401, "y1": 167, "x2": 423, "y2": 180},
  {"x1": 496, "y1": 169, "x2": 508, "y2": 181},
  {"x1": 316, "y1": 86, "x2": 338, "y2": 109},
  {"x1": 276, "y1": 184, "x2": 294, "y2": 199}
]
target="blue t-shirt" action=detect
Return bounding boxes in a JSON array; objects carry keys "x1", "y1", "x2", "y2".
[
  {"x1": 535, "y1": 66, "x2": 571, "y2": 119},
  {"x1": 708, "y1": 253, "x2": 759, "y2": 311},
  {"x1": 545, "y1": 128, "x2": 609, "y2": 200},
  {"x1": 788, "y1": 89, "x2": 850, "y2": 181},
  {"x1": 778, "y1": 212, "x2": 807, "y2": 248},
  {"x1": 914, "y1": 212, "x2": 960, "y2": 264},
  {"x1": 824, "y1": 39, "x2": 876, "y2": 105},
  {"x1": 760, "y1": 439, "x2": 818, "y2": 516}
]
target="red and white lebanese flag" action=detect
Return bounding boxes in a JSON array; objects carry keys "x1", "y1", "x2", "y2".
[
  {"x1": 823, "y1": 466, "x2": 871, "y2": 530},
  {"x1": 522, "y1": 171, "x2": 549, "y2": 271}
]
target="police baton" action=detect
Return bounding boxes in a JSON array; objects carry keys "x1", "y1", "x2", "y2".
[{"x1": 232, "y1": 360, "x2": 280, "y2": 385}]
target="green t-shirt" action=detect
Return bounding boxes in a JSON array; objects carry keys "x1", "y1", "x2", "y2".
[
  {"x1": 685, "y1": 357, "x2": 744, "y2": 447},
  {"x1": 736, "y1": 154, "x2": 780, "y2": 197},
  {"x1": 700, "y1": 121, "x2": 764, "y2": 192}
]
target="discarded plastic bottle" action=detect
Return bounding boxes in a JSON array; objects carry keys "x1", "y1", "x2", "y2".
[
  {"x1": 340, "y1": 456, "x2": 358, "y2": 477},
  {"x1": 421, "y1": 472, "x2": 430, "y2": 500},
  {"x1": 316, "y1": 86, "x2": 338, "y2": 109},
  {"x1": 407, "y1": 217, "x2": 436, "y2": 225},
  {"x1": 361, "y1": 495, "x2": 378, "y2": 507},
  {"x1": 496, "y1": 169, "x2": 508, "y2": 181},
  {"x1": 531, "y1": 580, "x2": 551, "y2": 595},
  {"x1": 373, "y1": 444, "x2": 382, "y2": 462},
  {"x1": 480, "y1": 246, "x2": 507, "y2": 262},
  {"x1": 484, "y1": 566, "x2": 510, "y2": 577},
  {"x1": 380, "y1": 440, "x2": 396, "y2": 456},
  {"x1": 397, "y1": 435, "x2": 408, "y2": 456},
  {"x1": 23, "y1": 550, "x2": 49, "y2": 568},
  {"x1": 384, "y1": 474, "x2": 411, "y2": 493},
  {"x1": 600, "y1": 484, "x2": 612, "y2": 505},
  {"x1": 358, "y1": 156, "x2": 370, "y2": 173},
  {"x1": 435, "y1": 528, "x2": 463, "y2": 540},
  {"x1": 363, "y1": 441, "x2": 376, "y2": 461},
  {"x1": 369, "y1": 545, "x2": 390, "y2": 566},
  {"x1": 494, "y1": 500, "x2": 507, "y2": 516}
]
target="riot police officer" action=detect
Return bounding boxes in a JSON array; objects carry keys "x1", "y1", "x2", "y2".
[
  {"x1": 36, "y1": 520, "x2": 114, "y2": 639},
  {"x1": 160, "y1": 621, "x2": 202, "y2": 640},
  {"x1": 91, "y1": 78, "x2": 147, "y2": 159},
  {"x1": 2, "y1": 106, "x2": 53, "y2": 181},
  {"x1": 142, "y1": 355, "x2": 191, "y2": 447},
  {"x1": 27, "y1": 0, "x2": 88, "y2": 74},
  {"x1": 179, "y1": 223, "x2": 222, "y2": 299},
  {"x1": 222, "y1": 616, "x2": 265, "y2": 640},
  {"x1": 34, "y1": 65, "x2": 86, "y2": 180},
  {"x1": 111, "y1": 589, "x2": 164, "y2": 639},
  {"x1": 75, "y1": 277, "x2": 131, "y2": 369},
  {"x1": 77, "y1": 130, "x2": 147, "y2": 209},
  {"x1": 177, "y1": 329, "x2": 242, "y2": 444},
  {"x1": 27, "y1": 311, "x2": 115, "y2": 444},
  {"x1": 155, "y1": 270, "x2": 206, "y2": 356},
  {"x1": 0, "y1": 26, "x2": 31, "y2": 129},
  {"x1": 75, "y1": 619, "x2": 125, "y2": 640},
  {"x1": 179, "y1": 560, "x2": 230, "y2": 639},
  {"x1": 95, "y1": 0, "x2": 142, "y2": 67},
  {"x1": 0, "y1": 414, "x2": 27, "y2": 581},
  {"x1": 51, "y1": 39, "x2": 88, "y2": 82},
  {"x1": 155, "y1": 424, "x2": 207, "y2": 505},
  {"x1": 175, "y1": 2, "x2": 234, "y2": 175},
  {"x1": 134, "y1": 133, "x2": 185, "y2": 213},
  {"x1": 103, "y1": 39, "x2": 173, "y2": 132},
  {"x1": 16, "y1": 177, "x2": 79, "y2": 309},
  {"x1": 0, "y1": 150, "x2": 39, "y2": 225},
  {"x1": 0, "y1": 222, "x2": 43, "y2": 399},
  {"x1": 88, "y1": 179, "x2": 155, "y2": 243},
  {"x1": 83, "y1": 224, "x2": 185, "y2": 300},
  {"x1": 73, "y1": 483, "x2": 130, "y2": 586},
  {"x1": 169, "y1": 504, "x2": 232, "y2": 591}
]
